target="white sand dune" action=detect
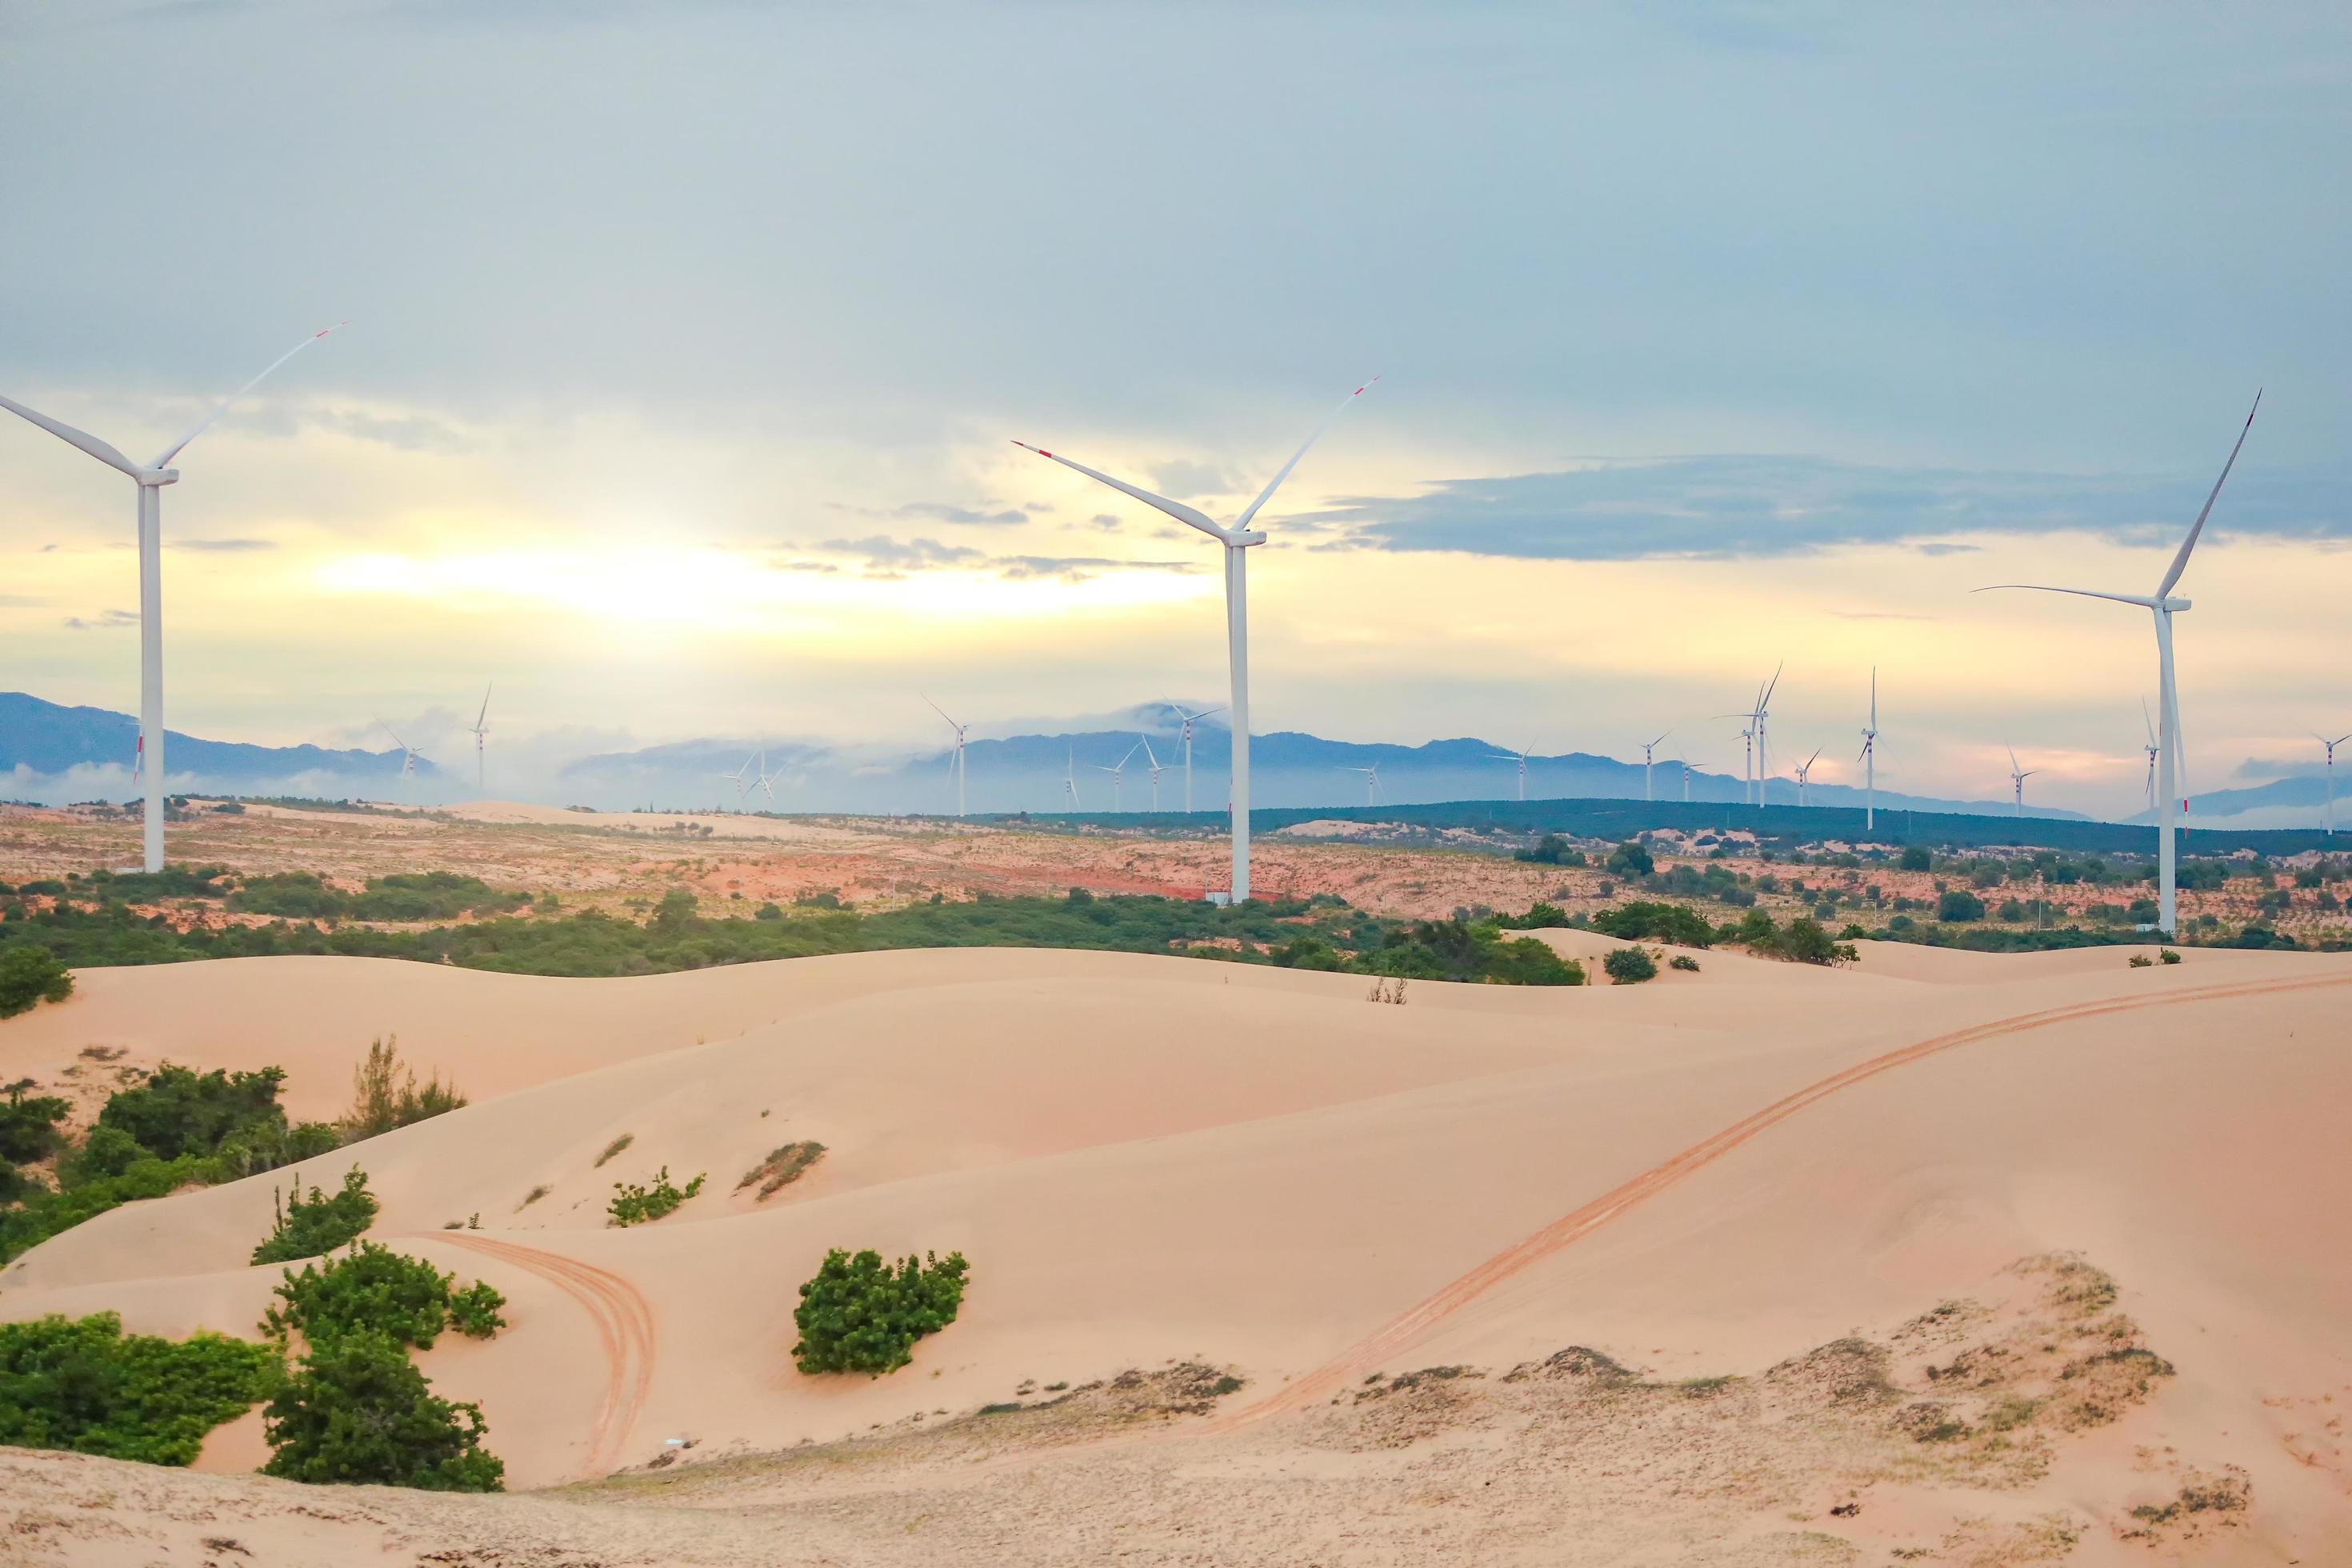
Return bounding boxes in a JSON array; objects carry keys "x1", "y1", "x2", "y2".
[{"x1": 3, "y1": 943, "x2": 2349, "y2": 1563}]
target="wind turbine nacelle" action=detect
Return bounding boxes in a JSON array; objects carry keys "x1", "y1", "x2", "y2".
[
  {"x1": 2162, "y1": 596, "x2": 2191, "y2": 612},
  {"x1": 138, "y1": 466, "x2": 181, "y2": 488},
  {"x1": 1232, "y1": 529, "x2": 1268, "y2": 547}
]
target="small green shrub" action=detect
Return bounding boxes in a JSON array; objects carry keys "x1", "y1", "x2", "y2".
[
  {"x1": 252, "y1": 1168, "x2": 379, "y2": 1265},
  {"x1": 516, "y1": 1183, "x2": 550, "y2": 1210},
  {"x1": 738, "y1": 1141, "x2": 826, "y2": 1199},
  {"x1": 99, "y1": 1064, "x2": 290, "y2": 1162},
  {"x1": 341, "y1": 1036, "x2": 466, "y2": 1142},
  {"x1": 607, "y1": 1166, "x2": 706, "y2": 1226},
  {"x1": 0, "y1": 1085, "x2": 71, "y2": 1163},
  {"x1": 594, "y1": 1133, "x2": 634, "y2": 1168},
  {"x1": 2158, "y1": 948, "x2": 2182, "y2": 965},
  {"x1": 2128, "y1": 953, "x2": 2153, "y2": 968},
  {"x1": 261, "y1": 1332, "x2": 503, "y2": 1491},
  {"x1": 0, "y1": 945, "x2": 73, "y2": 1019},
  {"x1": 0, "y1": 1312, "x2": 277, "y2": 1465},
  {"x1": 261, "y1": 1242, "x2": 506, "y2": 1350},
  {"x1": 1668, "y1": 954, "x2": 1701, "y2": 973},
  {"x1": 1602, "y1": 946, "x2": 1659, "y2": 984},
  {"x1": 793, "y1": 1248, "x2": 971, "y2": 1376}
]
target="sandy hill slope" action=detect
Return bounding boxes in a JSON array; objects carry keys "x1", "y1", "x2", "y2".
[{"x1": 3, "y1": 944, "x2": 2350, "y2": 1564}]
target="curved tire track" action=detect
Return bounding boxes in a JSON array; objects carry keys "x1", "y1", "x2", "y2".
[
  {"x1": 431, "y1": 1232, "x2": 658, "y2": 1477},
  {"x1": 1228, "y1": 968, "x2": 2352, "y2": 1427}
]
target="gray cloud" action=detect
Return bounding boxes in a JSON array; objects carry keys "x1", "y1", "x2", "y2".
[
  {"x1": 815, "y1": 536, "x2": 985, "y2": 572},
  {"x1": 803, "y1": 536, "x2": 1202, "y2": 583},
  {"x1": 893, "y1": 502, "x2": 1028, "y2": 527},
  {"x1": 1305, "y1": 456, "x2": 2352, "y2": 563},
  {"x1": 171, "y1": 537, "x2": 276, "y2": 552},
  {"x1": 64, "y1": 609, "x2": 139, "y2": 630},
  {"x1": 994, "y1": 555, "x2": 1200, "y2": 583}
]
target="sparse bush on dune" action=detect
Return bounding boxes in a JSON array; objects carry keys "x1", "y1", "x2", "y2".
[
  {"x1": 793, "y1": 1248, "x2": 971, "y2": 1376},
  {"x1": 0, "y1": 944, "x2": 72, "y2": 1018},
  {"x1": 262, "y1": 1241, "x2": 506, "y2": 1350},
  {"x1": 1603, "y1": 946, "x2": 1659, "y2": 985},
  {"x1": 340, "y1": 1036, "x2": 466, "y2": 1142},
  {"x1": 252, "y1": 1168, "x2": 378, "y2": 1265},
  {"x1": 608, "y1": 1166, "x2": 706, "y2": 1226},
  {"x1": 261, "y1": 1331, "x2": 504, "y2": 1492},
  {"x1": 738, "y1": 1142, "x2": 826, "y2": 1199},
  {"x1": 0, "y1": 1084, "x2": 71, "y2": 1164}
]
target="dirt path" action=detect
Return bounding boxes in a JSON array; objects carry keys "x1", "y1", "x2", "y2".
[
  {"x1": 430, "y1": 1233, "x2": 658, "y2": 1478},
  {"x1": 1230, "y1": 968, "x2": 2352, "y2": 1426}
]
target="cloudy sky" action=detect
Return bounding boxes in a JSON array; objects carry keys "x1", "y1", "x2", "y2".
[{"x1": 3, "y1": 1, "x2": 2348, "y2": 813}]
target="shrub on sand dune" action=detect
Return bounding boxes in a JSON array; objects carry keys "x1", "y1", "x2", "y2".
[{"x1": 794, "y1": 1248, "x2": 971, "y2": 1376}]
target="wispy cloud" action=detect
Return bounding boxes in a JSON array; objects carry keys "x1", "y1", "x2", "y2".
[
  {"x1": 63, "y1": 609, "x2": 139, "y2": 630},
  {"x1": 1303, "y1": 456, "x2": 2352, "y2": 563},
  {"x1": 171, "y1": 537, "x2": 276, "y2": 552},
  {"x1": 892, "y1": 502, "x2": 1029, "y2": 526}
]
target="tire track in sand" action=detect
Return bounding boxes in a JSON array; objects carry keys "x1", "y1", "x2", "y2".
[
  {"x1": 1227, "y1": 968, "x2": 2352, "y2": 1428},
  {"x1": 430, "y1": 1233, "x2": 658, "y2": 1477}
]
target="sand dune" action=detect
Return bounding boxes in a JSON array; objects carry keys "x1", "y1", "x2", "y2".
[{"x1": 4, "y1": 943, "x2": 2350, "y2": 1562}]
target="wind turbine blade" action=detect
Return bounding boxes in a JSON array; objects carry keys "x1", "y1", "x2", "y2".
[
  {"x1": 2154, "y1": 390, "x2": 2260, "y2": 599},
  {"x1": 1139, "y1": 734, "x2": 1159, "y2": 767},
  {"x1": 2334, "y1": 733, "x2": 2352, "y2": 748},
  {"x1": 151, "y1": 321, "x2": 350, "y2": 469},
  {"x1": 1650, "y1": 728, "x2": 1674, "y2": 747},
  {"x1": 1232, "y1": 376, "x2": 1380, "y2": 531},
  {"x1": 2144, "y1": 698, "x2": 2157, "y2": 747},
  {"x1": 377, "y1": 718, "x2": 410, "y2": 751},
  {"x1": 922, "y1": 693, "x2": 962, "y2": 729},
  {"x1": 2008, "y1": 745, "x2": 2019, "y2": 772},
  {"x1": 1010, "y1": 442, "x2": 1227, "y2": 540},
  {"x1": 1758, "y1": 662, "x2": 1782, "y2": 707},
  {"x1": 1806, "y1": 746, "x2": 1822, "y2": 767},
  {"x1": 1974, "y1": 584, "x2": 2163, "y2": 610},
  {"x1": 475, "y1": 682, "x2": 493, "y2": 729},
  {"x1": 0, "y1": 394, "x2": 142, "y2": 477}
]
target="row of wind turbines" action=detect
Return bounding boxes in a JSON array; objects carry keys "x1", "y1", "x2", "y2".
[{"x1": 0, "y1": 322, "x2": 2274, "y2": 932}]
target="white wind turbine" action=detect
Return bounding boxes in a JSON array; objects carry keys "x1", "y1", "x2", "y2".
[
  {"x1": 1138, "y1": 734, "x2": 1170, "y2": 811},
  {"x1": 1978, "y1": 394, "x2": 2259, "y2": 933},
  {"x1": 751, "y1": 750, "x2": 778, "y2": 810},
  {"x1": 1641, "y1": 730, "x2": 1674, "y2": 802},
  {"x1": 1162, "y1": 700, "x2": 1225, "y2": 815},
  {"x1": 924, "y1": 696, "x2": 970, "y2": 817},
  {"x1": 715, "y1": 754, "x2": 754, "y2": 807},
  {"x1": 1715, "y1": 665, "x2": 1778, "y2": 806},
  {"x1": 2, "y1": 322, "x2": 348, "y2": 872},
  {"x1": 1090, "y1": 741, "x2": 1142, "y2": 813},
  {"x1": 2313, "y1": 729, "x2": 2352, "y2": 836},
  {"x1": 1341, "y1": 762, "x2": 1382, "y2": 807},
  {"x1": 1858, "y1": 669, "x2": 1878, "y2": 830},
  {"x1": 1794, "y1": 746, "x2": 1824, "y2": 807},
  {"x1": 1487, "y1": 746, "x2": 1530, "y2": 801},
  {"x1": 468, "y1": 684, "x2": 492, "y2": 796},
  {"x1": 1017, "y1": 378, "x2": 1378, "y2": 901},
  {"x1": 1681, "y1": 758, "x2": 1702, "y2": 802},
  {"x1": 1062, "y1": 747, "x2": 1082, "y2": 811},
  {"x1": 376, "y1": 719, "x2": 426, "y2": 805},
  {"x1": 2139, "y1": 700, "x2": 2161, "y2": 817},
  {"x1": 2007, "y1": 746, "x2": 2037, "y2": 818}
]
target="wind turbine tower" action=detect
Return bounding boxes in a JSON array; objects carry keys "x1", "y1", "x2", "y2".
[
  {"x1": 1062, "y1": 748, "x2": 1082, "y2": 811},
  {"x1": 1090, "y1": 741, "x2": 1142, "y2": 813},
  {"x1": 469, "y1": 684, "x2": 492, "y2": 795},
  {"x1": 1139, "y1": 735, "x2": 1169, "y2": 811},
  {"x1": 1642, "y1": 730, "x2": 1674, "y2": 802},
  {"x1": 1488, "y1": 747, "x2": 1530, "y2": 802},
  {"x1": 1794, "y1": 746, "x2": 1823, "y2": 807},
  {"x1": 2315, "y1": 729, "x2": 2352, "y2": 836},
  {"x1": 1018, "y1": 378, "x2": 1378, "y2": 901},
  {"x1": 1, "y1": 322, "x2": 347, "y2": 871},
  {"x1": 1163, "y1": 701, "x2": 1225, "y2": 815},
  {"x1": 1858, "y1": 669, "x2": 1878, "y2": 830},
  {"x1": 377, "y1": 719, "x2": 425, "y2": 806},
  {"x1": 925, "y1": 697, "x2": 970, "y2": 817},
  {"x1": 2007, "y1": 747, "x2": 2037, "y2": 818},
  {"x1": 1341, "y1": 763, "x2": 1382, "y2": 807},
  {"x1": 1979, "y1": 394, "x2": 2259, "y2": 931}
]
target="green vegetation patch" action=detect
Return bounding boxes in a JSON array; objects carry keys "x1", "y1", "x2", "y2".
[
  {"x1": 261, "y1": 1332, "x2": 503, "y2": 1491},
  {"x1": 738, "y1": 1141, "x2": 826, "y2": 1199},
  {"x1": 794, "y1": 1248, "x2": 971, "y2": 1376},
  {"x1": 262, "y1": 1241, "x2": 506, "y2": 1350},
  {"x1": 608, "y1": 1166, "x2": 706, "y2": 1226},
  {"x1": 0, "y1": 944, "x2": 72, "y2": 1019},
  {"x1": 0, "y1": 1311, "x2": 278, "y2": 1466},
  {"x1": 252, "y1": 1168, "x2": 379, "y2": 1265}
]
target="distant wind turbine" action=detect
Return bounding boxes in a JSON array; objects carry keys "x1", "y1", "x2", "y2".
[
  {"x1": 1, "y1": 322, "x2": 348, "y2": 871},
  {"x1": 1090, "y1": 741, "x2": 1142, "y2": 813},
  {"x1": 1858, "y1": 670, "x2": 1878, "y2": 830},
  {"x1": 1641, "y1": 730, "x2": 1674, "y2": 802},
  {"x1": 1062, "y1": 747, "x2": 1082, "y2": 811},
  {"x1": 751, "y1": 750, "x2": 778, "y2": 810},
  {"x1": 2314, "y1": 729, "x2": 2352, "y2": 836},
  {"x1": 1680, "y1": 758, "x2": 1702, "y2": 802},
  {"x1": 715, "y1": 754, "x2": 754, "y2": 806},
  {"x1": 1487, "y1": 747, "x2": 1530, "y2": 802},
  {"x1": 469, "y1": 684, "x2": 492, "y2": 795},
  {"x1": 1138, "y1": 734, "x2": 1169, "y2": 811},
  {"x1": 376, "y1": 719, "x2": 425, "y2": 805},
  {"x1": 1794, "y1": 746, "x2": 1824, "y2": 807},
  {"x1": 925, "y1": 696, "x2": 969, "y2": 817},
  {"x1": 1978, "y1": 393, "x2": 2259, "y2": 931},
  {"x1": 1341, "y1": 762, "x2": 1382, "y2": 807},
  {"x1": 1017, "y1": 377, "x2": 1378, "y2": 901},
  {"x1": 2140, "y1": 700, "x2": 2161, "y2": 816},
  {"x1": 2007, "y1": 746, "x2": 2037, "y2": 818},
  {"x1": 1163, "y1": 700, "x2": 1225, "y2": 815}
]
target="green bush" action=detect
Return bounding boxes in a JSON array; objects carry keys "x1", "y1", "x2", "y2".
[
  {"x1": 1590, "y1": 900, "x2": 1715, "y2": 947},
  {"x1": 1602, "y1": 946, "x2": 1659, "y2": 984},
  {"x1": 0, "y1": 1312, "x2": 277, "y2": 1466},
  {"x1": 1898, "y1": 846, "x2": 1932, "y2": 872},
  {"x1": 261, "y1": 1332, "x2": 503, "y2": 1491},
  {"x1": 1605, "y1": 840, "x2": 1655, "y2": 877},
  {"x1": 608, "y1": 1166, "x2": 706, "y2": 1226},
  {"x1": 793, "y1": 1248, "x2": 971, "y2": 1376},
  {"x1": 58, "y1": 1124, "x2": 148, "y2": 1186},
  {"x1": 0, "y1": 945, "x2": 73, "y2": 1018},
  {"x1": 339, "y1": 1037, "x2": 467, "y2": 1142},
  {"x1": 262, "y1": 1242, "x2": 506, "y2": 1350},
  {"x1": 0, "y1": 1154, "x2": 211, "y2": 1264},
  {"x1": 252, "y1": 1168, "x2": 379, "y2": 1265},
  {"x1": 1936, "y1": 890, "x2": 1986, "y2": 922},
  {"x1": 99, "y1": 1064, "x2": 291, "y2": 1161},
  {"x1": 0, "y1": 1086, "x2": 71, "y2": 1163},
  {"x1": 1668, "y1": 954, "x2": 1701, "y2": 972}
]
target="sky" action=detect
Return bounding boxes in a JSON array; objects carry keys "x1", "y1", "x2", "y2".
[{"x1": 2, "y1": 0, "x2": 2349, "y2": 816}]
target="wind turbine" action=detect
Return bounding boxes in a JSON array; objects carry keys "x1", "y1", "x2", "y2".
[
  {"x1": 1062, "y1": 747, "x2": 1082, "y2": 811},
  {"x1": 468, "y1": 684, "x2": 492, "y2": 796},
  {"x1": 1341, "y1": 762, "x2": 1382, "y2": 807},
  {"x1": 924, "y1": 696, "x2": 969, "y2": 817},
  {"x1": 1715, "y1": 666, "x2": 1778, "y2": 806},
  {"x1": 2139, "y1": 700, "x2": 2161, "y2": 816},
  {"x1": 1978, "y1": 394, "x2": 2259, "y2": 932},
  {"x1": 2314, "y1": 729, "x2": 2352, "y2": 836},
  {"x1": 1858, "y1": 670, "x2": 1878, "y2": 830},
  {"x1": 1794, "y1": 746, "x2": 1824, "y2": 807},
  {"x1": 1138, "y1": 734, "x2": 1169, "y2": 811},
  {"x1": 1, "y1": 322, "x2": 348, "y2": 872},
  {"x1": 376, "y1": 719, "x2": 425, "y2": 805},
  {"x1": 2007, "y1": 746, "x2": 2036, "y2": 818},
  {"x1": 1487, "y1": 747, "x2": 1530, "y2": 802},
  {"x1": 715, "y1": 754, "x2": 754, "y2": 807},
  {"x1": 1090, "y1": 741, "x2": 1142, "y2": 813},
  {"x1": 1017, "y1": 377, "x2": 1378, "y2": 901},
  {"x1": 751, "y1": 750, "x2": 778, "y2": 810},
  {"x1": 1163, "y1": 700, "x2": 1225, "y2": 815},
  {"x1": 1641, "y1": 730, "x2": 1674, "y2": 802}
]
